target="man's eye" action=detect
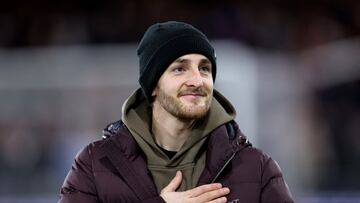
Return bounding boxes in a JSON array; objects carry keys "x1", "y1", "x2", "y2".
[
  {"x1": 199, "y1": 66, "x2": 211, "y2": 73},
  {"x1": 173, "y1": 67, "x2": 185, "y2": 73}
]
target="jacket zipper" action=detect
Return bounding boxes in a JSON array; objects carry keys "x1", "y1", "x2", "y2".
[
  {"x1": 210, "y1": 145, "x2": 249, "y2": 183},
  {"x1": 211, "y1": 151, "x2": 237, "y2": 183}
]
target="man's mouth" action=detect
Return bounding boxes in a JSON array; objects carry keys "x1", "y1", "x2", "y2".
[
  {"x1": 178, "y1": 90, "x2": 207, "y2": 97},
  {"x1": 180, "y1": 93, "x2": 204, "y2": 97},
  {"x1": 178, "y1": 90, "x2": 207, "y2": 103}
]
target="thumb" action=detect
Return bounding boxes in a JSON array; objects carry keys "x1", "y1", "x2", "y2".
[{"x1": 162, "y1": 171, "x2": 182, "y2": 192}]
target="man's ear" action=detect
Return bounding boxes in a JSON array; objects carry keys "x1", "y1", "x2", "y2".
[{"x1": 151, "y1": 87, "x2": 157, "y2": 97}]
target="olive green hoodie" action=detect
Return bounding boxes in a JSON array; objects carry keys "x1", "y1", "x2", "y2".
[{"x1": 122, "y1": 88, "x2": 236, "y2": 193}]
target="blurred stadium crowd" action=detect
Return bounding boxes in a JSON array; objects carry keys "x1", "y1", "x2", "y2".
[{"x1": 1, "y1": 0, "x2": 360, "y2": 50}]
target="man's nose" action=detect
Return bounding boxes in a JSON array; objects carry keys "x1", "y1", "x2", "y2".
[{"x1": 184, "y1": 69, "x2": 203, "y2": 87}]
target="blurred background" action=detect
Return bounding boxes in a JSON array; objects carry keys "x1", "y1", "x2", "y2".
[{"x1": 1, "y1": 0, "x2": 360, "y2": 202}]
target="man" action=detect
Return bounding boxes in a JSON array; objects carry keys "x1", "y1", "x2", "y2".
[{"x1": 59, "y1": 21, "x2": 294, "y2": 203}]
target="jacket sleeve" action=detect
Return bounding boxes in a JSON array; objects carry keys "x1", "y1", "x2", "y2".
[
  {"x1": 58, "y1": 145, "x2": 99, "y2": 203},
  {"x1": 260, "y1": 157, "x2": 294, "y2": 203}
]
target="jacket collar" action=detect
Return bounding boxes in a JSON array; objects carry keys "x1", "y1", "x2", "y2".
[
  {"x1": 101, "y1": 121, "x2": 159, "y2": 200},
  {"x1": 197, "y1": 121, "x2": 251, "y2": 185}
]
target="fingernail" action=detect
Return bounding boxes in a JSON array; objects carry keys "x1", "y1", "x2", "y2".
[{"x1": 222, "y1": 187, "x2": 230, "y2": 193}]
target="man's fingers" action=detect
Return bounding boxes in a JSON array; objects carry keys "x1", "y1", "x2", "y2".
[
  {"x1": 161, "y1": 180, "x2": 229, "y2": 203},
  {"x1": 195, "y1": 187, "x2": 230, "y2": 202},
  {"x1": 161, "y1": 171, "x2": 182, "y2": 193},
  {"x1": 207, "y1": 196, "x2": 228, "y2": 203},
  {"x1": 184, "y1": 183, "x2": 223, "y2": 197}
]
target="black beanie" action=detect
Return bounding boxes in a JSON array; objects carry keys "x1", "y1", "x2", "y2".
[{"x1": 137, "y1": 21, "x2": 217, "y2": 103}]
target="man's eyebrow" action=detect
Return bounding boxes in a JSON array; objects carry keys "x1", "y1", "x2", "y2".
[
  {"x1": 199, "y1": 58, "x2": 211, "y2": 64},
  {"x1": 173, "y1": 58, "x2": 211, "y2": 64},
  {"x1": 173, "y1": 58, "x2": 190, "y2": 63}
]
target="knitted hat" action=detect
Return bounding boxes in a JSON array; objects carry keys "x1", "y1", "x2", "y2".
[{"x1": 137, "y1": 21, "x2": 217, "y2": 103}]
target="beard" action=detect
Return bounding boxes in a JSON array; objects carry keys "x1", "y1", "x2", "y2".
[{"x1": 155, "y1": 86, "x2": 213, "y2": 120}]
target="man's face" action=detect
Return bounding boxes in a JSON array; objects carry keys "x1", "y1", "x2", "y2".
[{"x1": 152, "y1": 54, "x2": 214, "y2": 120}]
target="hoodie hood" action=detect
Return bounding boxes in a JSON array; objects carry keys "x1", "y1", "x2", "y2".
[{"x1": 122, "y1": 88, "x2": 236, "y2": 140}]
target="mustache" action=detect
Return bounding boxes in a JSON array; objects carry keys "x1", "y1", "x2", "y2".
[{"x1": 178, "y1": 87, "x2": 209, "y2": 97}]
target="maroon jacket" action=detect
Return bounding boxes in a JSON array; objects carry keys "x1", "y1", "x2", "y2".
[{"x1": 59, "y1": 120, "x2": 293, "y2": 203}]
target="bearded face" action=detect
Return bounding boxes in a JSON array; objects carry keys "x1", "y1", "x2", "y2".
[
  {"x1": 156, "y1": 85, "x2": 213, "y2": 120},
  {"x1": 152, "y1": 54, "x2": 214, "y2": 120}
]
